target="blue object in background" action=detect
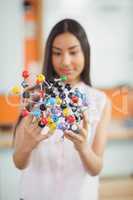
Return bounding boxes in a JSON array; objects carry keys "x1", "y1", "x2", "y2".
[{"x1": 123, "y1": 118, "x2": 133, "y2": 128}]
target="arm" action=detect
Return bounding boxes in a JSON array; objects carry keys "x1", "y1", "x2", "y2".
[
  {"x1": 13, "y1": 116, "x2": 33, "y2": 170},
  {"x1": 77, "y1": 98, "x2": 111, "y2": 176},
  {"x1": 13, "y1": 115, "x2": 50, "y2": 170},
  {"x1": 64, "y1": 98, "x2": 112, "y2": 176},
  {"x1": 13, "y1": 122, "x2": 31, "y2": 169}
]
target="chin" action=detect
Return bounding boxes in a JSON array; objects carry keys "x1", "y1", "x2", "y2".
[{"x1": 65, "y1": 75, "x2": 74, "y2": 81}]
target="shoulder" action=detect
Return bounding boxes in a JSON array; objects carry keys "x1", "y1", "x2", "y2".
[
  {"x1": 79, "y1": 82, "x2": 106, "y2": 98},
  {"x1": 91, "y1": 87, "x2": 111, "y2": 119},
  {"x1": 82, "y1": 83, "x2": 111, "y2": 120},
  {"x1": 82, "y1": 83, "x2": 107, "y2": 106},
  {"x1": 87, "y1": 85, "x2": 106, "y2": 99}
]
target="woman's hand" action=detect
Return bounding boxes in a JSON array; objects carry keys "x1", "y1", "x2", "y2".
[
  {"x1": 16, "y1": 114, "x2": 50, "y2": 152},
  {"x1": 13, "y1": 114, "x2": 50, "y2": 169},
  {"x1": 64, "y1": 111, "x2": 89, "y2": 152}
]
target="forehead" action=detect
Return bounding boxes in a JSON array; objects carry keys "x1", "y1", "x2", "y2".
[{"x1": 52, "y1": 32, "x2": 81, "y2": 49}]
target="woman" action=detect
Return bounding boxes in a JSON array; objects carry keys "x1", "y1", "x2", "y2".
[{"x1": 13, "y1": 18, "x2": 111, "y2": 200}]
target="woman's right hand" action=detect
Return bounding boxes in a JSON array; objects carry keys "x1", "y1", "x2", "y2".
[
  {"x1": 18, "y1": 114, "x2": 50, "y2": 152},
  {"x1": 13, "y1": 114, "x2": 50, "y2": 169}
]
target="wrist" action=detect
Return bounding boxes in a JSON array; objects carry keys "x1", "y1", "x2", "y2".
[{"x1": 75, "y1": 142, "x2": 91, "y2": 154}]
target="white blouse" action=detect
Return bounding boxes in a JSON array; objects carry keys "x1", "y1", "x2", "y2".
[{"x1": 19, "y1": 82, "x2": 107, "y2": 200}]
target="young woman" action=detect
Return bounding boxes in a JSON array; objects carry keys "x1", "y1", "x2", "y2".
[{"x1": 13, "y1": 18, "x2": 111, "y2": 200}]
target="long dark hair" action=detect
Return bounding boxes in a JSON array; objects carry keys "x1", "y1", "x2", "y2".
[{"x1": 43, "y1": 18, "x2": 91, "y2": 86}]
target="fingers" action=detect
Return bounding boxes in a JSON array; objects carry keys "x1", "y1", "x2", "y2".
[
  {"x1": 38, "y1": 131, "x2": 51, "y2": 141},
  {"x1": 34, "y1": 126, "x2": 42, "y2": 134},
  {"x1": 64, "y1": 130, "x2": 83, "y2": 143},
  {"x1": 24, "y1": 85, "x2": 38, "y2": 92},
  {"x1": 64, "y1": 132, "x2": 77, "y2": 143},
  {"x1": 82, "y1": 111, "x2": 89, "y2": 130},
  {"x1": 31, "y1": 117, "x2": 39, "y2": 128},
  {"x1": 64, "y1": 133, "x2": 75, "y2": 143},
  {"x1": 24, "y1": 114, "x2": 34, "y2": 127},
  {"x1": 77, "y1": 124, "x2": 87, "y2": 139},
  {"x1": 23, "y1": 116, "x2": 40, "y2": 136}
]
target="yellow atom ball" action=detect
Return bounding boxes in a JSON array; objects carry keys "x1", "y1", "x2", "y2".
[
  {"x1": 56, "y1": 96, "x2": 62, "y2": 105},
  {"x1": 63, "y1": 108, "x2": 71, "y2": 117},
  {"x1": 11, "y1": 86, "x2": 21, "y2": 95},
  {"x1": 36, "y1": 74, "x2": 45, "y2": 82},
  {"x1": 47, "y1": 116, "x2": 53, "y2": 124},
  {"x1": 49, "y1": 122, "x2": 56, "y2": 132}
]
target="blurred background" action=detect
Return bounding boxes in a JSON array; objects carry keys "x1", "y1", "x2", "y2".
[{"x1": 0, "y1": 0, "x2": 133, "y2": 199}]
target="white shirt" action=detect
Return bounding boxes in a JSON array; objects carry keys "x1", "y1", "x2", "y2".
[{"x1": 19, "y1": 82, "x2": 107, "y2": 200}]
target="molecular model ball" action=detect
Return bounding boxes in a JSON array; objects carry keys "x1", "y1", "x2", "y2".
[{"x1": 12, "y1": 70, "x2": 89, "y2": 134}]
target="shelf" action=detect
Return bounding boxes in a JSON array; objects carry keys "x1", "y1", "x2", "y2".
[
  {"x1": 108, "y1": 129, "x2": 133, "y2": 140},
  {"x1": 99, "y1": 176, "x2": 133, "y2": 199}
]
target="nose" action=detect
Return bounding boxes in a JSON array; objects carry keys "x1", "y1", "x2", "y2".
[{"x1": 61, "y1": 53, "x2": 71, "y2": 67}]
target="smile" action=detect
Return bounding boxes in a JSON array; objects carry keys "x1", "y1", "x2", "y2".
[{"x1": 59, "y1": 68, "x2": 73, "y2": 74}]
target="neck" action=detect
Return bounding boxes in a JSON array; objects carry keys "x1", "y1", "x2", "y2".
[{"x1": 65, "y1": 78, "x2": 81, "y2": 87}]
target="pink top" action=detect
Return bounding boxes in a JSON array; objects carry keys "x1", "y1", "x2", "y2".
[{"x1": 19, "y1": 82, "x2": 107, "y2": 200}]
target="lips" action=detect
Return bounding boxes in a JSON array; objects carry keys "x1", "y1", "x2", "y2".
[{"x1": 59, "y1": 68, "x2": 73, "y2": 74}]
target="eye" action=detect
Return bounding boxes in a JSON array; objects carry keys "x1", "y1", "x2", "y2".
[
  {"x1": 52, "y1": 52, "x2": 61, "y2": 56},
  {"x1": 70, "y1": 51, "x2": 78, "y2": 55}
]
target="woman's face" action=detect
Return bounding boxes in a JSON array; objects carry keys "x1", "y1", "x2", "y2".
[{"x1": 52, "y1": 32, "x2": 85, "y2": 85}]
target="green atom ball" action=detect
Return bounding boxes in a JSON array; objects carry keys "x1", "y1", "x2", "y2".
[{"x1": 61, "y1": 75, "x2": 67, "y2": 81}]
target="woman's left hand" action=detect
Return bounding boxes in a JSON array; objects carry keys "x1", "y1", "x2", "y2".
[{"x1": 64, "y1": 111, "x2": 89, "y2": 152}]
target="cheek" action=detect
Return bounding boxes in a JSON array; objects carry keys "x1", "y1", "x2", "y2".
[
  {"x1": 52, "y1": 55, "x2": 61, "y2": 65},
  {"x1": 72, "y1": 53, "x2": 84, "y2": 69},
  {"x1": 52, "y1": 56, "x2": 60, "y2": 71},
  {"x1": 72, "y1": 58, "x2": 84, "y2": 71},
  {"x1": 73, "y1": 64, "x2": 78, "y2": 70},
  {"x1": 52, "y1": 56, "x2": 57, "y2": 66}
]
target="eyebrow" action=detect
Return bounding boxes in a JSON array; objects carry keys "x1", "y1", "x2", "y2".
[{"x1": 52, "y1": 45, "x2": 80, "y2": 51}]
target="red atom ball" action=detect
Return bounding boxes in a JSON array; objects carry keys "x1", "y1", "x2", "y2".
[
  {"x1": 22, "y1": 109, "x2": 29, "y2": 117},
  {"x1": 71, "y1": 96, "x2": 78, "y2": 103},
  {"x1": 41, "y1": 117, "x2": 48, "y2": 125},
  {"x1": 67, "y1": 115, "x2": 75, "y2": 123},
  {"x1": 22, "y1": 70, "x2": 29, "y2": 79}
]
